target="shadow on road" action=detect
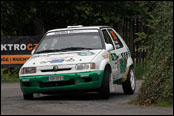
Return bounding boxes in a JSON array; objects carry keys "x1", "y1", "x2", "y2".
[{"x1": 32, "y1": 92, "x2": 126, "y2": 101}]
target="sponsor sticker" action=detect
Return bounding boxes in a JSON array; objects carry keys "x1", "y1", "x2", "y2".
[
  {"x1": 109, "y1": 30, "x2": 117, "y2": 40},
  {"x1": 120, "y1": 59, "x2": 127, "y2": 73},
  {"x1": 50, "y1": 59, "x2": 64, "y2": 63},
  {"x1": 65, "y1": 58, "x2": 75, "y2": 62},
  {"x1": 108, "y1": 53, "x2": 119, "y2": 61},
  {"x1": 78, "y1": 51, "x2": 94, "y2": 56},
  {"x1": 47, "y1": 30, "x2": 98, "y2": 36},
  {"x1": 102, "y1": 54, "x2": 109, "y2": 59}
]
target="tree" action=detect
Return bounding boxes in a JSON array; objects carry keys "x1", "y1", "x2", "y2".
[{"x1": 1, "y1": 1, "x2": 144, "y2": 35}]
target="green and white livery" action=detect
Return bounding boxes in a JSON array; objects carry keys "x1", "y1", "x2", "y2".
[{"x1": 19, "y1": 25, "x2": 136, "y2": 100}]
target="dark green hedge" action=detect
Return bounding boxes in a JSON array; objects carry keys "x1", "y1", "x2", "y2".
[{"x1": 137, "y1": 1, "x2": 173, "y2": 105}]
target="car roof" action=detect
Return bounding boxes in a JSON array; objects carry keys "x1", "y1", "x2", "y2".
[{"x1": 47, "y1": 26, "x2": 112, "y2": 33}]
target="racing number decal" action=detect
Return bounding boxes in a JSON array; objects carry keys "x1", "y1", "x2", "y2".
[{"x1": 121, "y1": 52, "x2": 129, "y2": 59}]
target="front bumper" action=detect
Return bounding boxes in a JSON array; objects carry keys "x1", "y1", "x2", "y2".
[{"x1": 19, "y1": 71, "x2": 104, "y2": 94}]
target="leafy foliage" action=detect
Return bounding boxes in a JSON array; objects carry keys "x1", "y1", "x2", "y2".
[
  {"x1": 137, "y1": 1, "x2": 173, "y2": 105},
  {"x1": 1, "y1": 67, "x2": 20, "y2": 82},
  {"x1": 1, "y1": 1, "x2": 144, "y2": 36},
  {"x1": 134, "y1": 64, "x2": 148, "y2": 80}
]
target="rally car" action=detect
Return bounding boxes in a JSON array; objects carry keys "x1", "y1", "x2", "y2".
[{"x1": 19, "y1": 25, "x2": 136, "y2": 100}]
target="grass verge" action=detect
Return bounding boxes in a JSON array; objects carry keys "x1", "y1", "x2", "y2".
[
  {"x1": 128, "y1": 99, "x2": 173, "y2": 107},
  {"x1": 134, "y1": 64, "x2": 147, "y2": 80},
  {"x1": 151, "y1": 101, "x2": 173, "y2": 107}
]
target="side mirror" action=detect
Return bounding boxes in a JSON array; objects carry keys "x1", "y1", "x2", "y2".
[
  {"x1": 105, "y1": 43, "x2": 113, "y2": 51},
  {"x1": 31, "y1": 49, "x2": 35, "y2": 55}
]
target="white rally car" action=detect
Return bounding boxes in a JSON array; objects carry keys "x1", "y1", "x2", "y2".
[{"x1": 19, "y1": 25, "x2": 136, "y2": 100}]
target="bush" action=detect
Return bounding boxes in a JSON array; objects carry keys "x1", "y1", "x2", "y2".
[
  {"x1": 134, "y1": 64, "x2": 148, "y2": 80},
  {"x1": 1, "y1": 67, "x2": 20, "y2": 82},
  {"x1": 137, "y1": 1, "x2": 173, "y2": 105}
]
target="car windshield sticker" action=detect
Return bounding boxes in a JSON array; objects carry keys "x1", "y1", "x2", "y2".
[
  {"x1": 47, "y1": 30, "x2": 98, "y2": 36},
  {"x1": 109, "y1": 30, "x2": 117, "y2": 40}
]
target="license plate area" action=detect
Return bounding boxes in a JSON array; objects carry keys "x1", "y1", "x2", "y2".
[{"x1": 47, "y1": 76, "x2": 64, "y2": 82}]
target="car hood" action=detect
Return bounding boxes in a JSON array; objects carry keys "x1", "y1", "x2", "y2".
[{"x1": 23, "y1": 50, "x2": 103, "y2": 67}]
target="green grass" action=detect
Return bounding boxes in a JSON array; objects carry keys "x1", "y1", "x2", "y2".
[
  {"x1": 128, "y1": 99, "x2": 139, "y2": 105},
  {"x1": 128, "y1": 99, "x2": 173, "y2": 107},
  {"x1": 152, "y1": 101, "x2": 173, "y2": 107},
  {"x1": 134, "y1": 64, "x2": 147, "y2": 80}
]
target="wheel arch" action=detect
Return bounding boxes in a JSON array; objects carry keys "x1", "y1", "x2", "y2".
[
  {"x1": 105, "y1": 64, "x2": 112, "y2": 73},
  {"x1": 122, "y1": 57, "x2": 134, "y2": 83},
  {"x1": 126, "y1": 57, "x2": 134, "y2": 68},
  {"x1": 99, "y1": 59, "x2": 112, "y2": 72}
]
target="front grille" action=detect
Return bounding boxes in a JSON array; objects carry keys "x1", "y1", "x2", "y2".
[
  {"x1": 41, "y1": 68, "x2": 71, "y2": 72},
  {"x1": 23, "y1": 82, "x2": 31, "y2": 87},
  {"x1": 39, "y1": 79, "x2": 75, "y2": 88},
  {"x1": 84, "y1": 77, "x2": 92, "y2": 82}
]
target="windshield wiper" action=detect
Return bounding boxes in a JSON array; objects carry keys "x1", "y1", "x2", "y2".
[{"x1": 35, "y1": 47, "x2": 93, "y2": 54}]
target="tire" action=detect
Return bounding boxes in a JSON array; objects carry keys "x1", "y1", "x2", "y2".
[
  {"x1": 122, "y1": 67, "x2": 136, "y2": 95},
  {"x1": 98, "y1": 67, "x2": 111, "y2": 99},
  {"x1": 23, "y1": 94, "x2": 34, "y2": 100}
]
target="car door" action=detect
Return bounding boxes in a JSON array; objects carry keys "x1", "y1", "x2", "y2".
[
  {"x1": 107, "y1": 28, "x2": 129, "y2": 81},
  {"x1": 101, "y1": 29, "x2": 119, "y2": 81}
]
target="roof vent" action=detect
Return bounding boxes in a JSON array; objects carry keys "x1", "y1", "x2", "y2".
[{"x1": 67, "y1": 25, "x2": 83, "y2": 28}]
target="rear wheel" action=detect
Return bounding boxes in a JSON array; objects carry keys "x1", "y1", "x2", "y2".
[
  {"x1": 122, "y1": 67, "x2": 136, "y2": 95},
  {"x1": 23, "y1": 93, "x2": 33, "y2": 100},
  {"x1": 98, "y1": 67, "x2": 111, "y2": 99}
]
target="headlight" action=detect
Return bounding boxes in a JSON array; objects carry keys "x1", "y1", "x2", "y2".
[
  {"x1": 76, "y1": 63, "x2": 96, "y2": 70},
  {"x1": 20, "y1": 67, "x2": 36, "y2": 74}
]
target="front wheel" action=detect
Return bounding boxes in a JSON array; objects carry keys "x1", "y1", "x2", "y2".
[
  {"x1": 122, "y1": 67, "x2": 136, "y2": 95},
  {"x1": 98, "y1": 67, "x2": 111, "y2": 99}
]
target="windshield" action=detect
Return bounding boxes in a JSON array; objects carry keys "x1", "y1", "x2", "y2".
[{"x1": 35, "y1": 29, "x2": 103, "y2": 54}]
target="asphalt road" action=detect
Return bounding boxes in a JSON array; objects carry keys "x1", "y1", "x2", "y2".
[{"x1": 1, "y1": 80, "x2": 173, "y2": 115}]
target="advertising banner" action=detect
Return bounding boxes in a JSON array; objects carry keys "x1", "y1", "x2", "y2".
[{"x1": 1, "y1": 35, "x2": 43, "y2": 67}]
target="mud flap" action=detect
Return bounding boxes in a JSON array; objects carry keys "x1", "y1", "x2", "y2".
[{"x1": 122, "y1": 66, "x2": 130, "y2": 83}]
